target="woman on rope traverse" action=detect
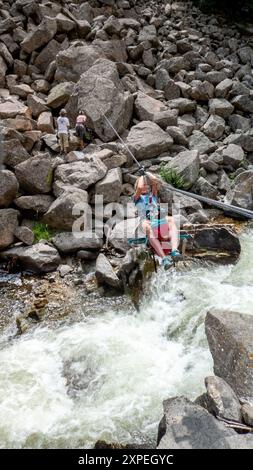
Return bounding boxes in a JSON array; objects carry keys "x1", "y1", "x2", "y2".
[{"x1": 133, "y1": 173, "x2": 183, "y2": 270}]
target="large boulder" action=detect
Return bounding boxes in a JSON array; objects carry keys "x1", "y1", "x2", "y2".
[
  {"x1": 134, "y1": 91, "x2": 166, "y2": 121},
  {"x1": 3, "y1": 139, "x2": 30, "y2": 168},
  {"x1": 54, "y1": 157, "x2": 107, "y2": 191},
  {"x1": 0, "y1": 170, "x2": 19, "y2": 207},
  {"x1": 15, "y1": 154, "x2": 53, "y2": 194},
  {"x1": 222, "y1": 144, "x2": 244, "y2": 168},
  {"x1": 71, "y1": 59, "x2": 133, "y2": 142},
  {"x1": 126, "y1": 121, "x2": 173, "y2": 160},
  {"x1": 225, "y1": 171, "x2": 253, "y2": 210},
  {"x1": 52, "y1": 231, "x2": 102, "y2": 254},
  {"x1": 189, "y1": 131, "x2": 216, "y2": 155},
  {"x1": 34, "y1": 39, "x2": 62, "y2": 73},
  {"x1": 203, "y1": 115, "x2": 225, "y2": 140},
  {"x1": 92, "y1": 38, "x2": 127, "y2": 63},
  {"x1": 94, "y1": 168, "x2": 122, "y2": 203},
  {"x1": 232, "y1": 95, "x2": 253, "y2": 113},
  {"x1": 202, "y1": 376, "x2": 242, "y2": 422},
  {"x1": 191, "y1": 225, "x2": 241, "y2": 260},
  {"x1": 0, "y1": 243, "x2": 61, "y2": 272},
  {"x1": 165, "y1": 150, "x2": 199, "y2": 189},
  {"x1": 46, "y1": 82, "x2": 75, "y2": 109},
  {"x1": 95, "y1": 253, "x2": 122, "y2": 288},
  {"x1": 0, "y1": 99, "x2": 30, "y2": 119},
  {"x1": 21, "y1": 17, "x2": 57, "y2": 54},
  {"x1": 157, "y1": 396, "x2": 253, "y2": 449},
  {"x1": 14, "y1": 195, "x2": 54, "y2": 214},
  {"x1": 0, "y1": 208, "x2": 19, "y2": 250},
  {"x1": 43, "y1": 187, "x2": 89, "y2": 230},
  {"x1": 55, "y1": 44, "x2": 105, "y2": 82},
  {"x1": 209, "y1": 98, "x2": 234, "y2": 118},
  {"x1": 205, "y1": 310, "x2": 253, "y2": 399},
  {"x1": 108, "y1": 217, "x2": 142, "y2": 252}
]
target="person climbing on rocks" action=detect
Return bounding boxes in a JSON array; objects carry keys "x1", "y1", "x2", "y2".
[
  {"x1": 75, "y1": 110, "x2": 88, "y2": 150},
  {"x1": 56, "y1": 109, "x2": 70, "y2": 155},
  {"x1": 134, "y1": 172, "x2": 182, "y2": 270}
]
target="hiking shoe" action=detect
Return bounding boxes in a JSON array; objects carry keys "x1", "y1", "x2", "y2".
[
  {"x1": 162, "y1": 256, "x2": 173, "y2": 271},
  {"x1": 171, "y1": 250, "x2": 183, "y2": 262}
]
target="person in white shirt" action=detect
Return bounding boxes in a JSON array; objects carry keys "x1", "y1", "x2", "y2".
[{"x1": 56, "y1": 109, "x2": 70, "y2": 155}]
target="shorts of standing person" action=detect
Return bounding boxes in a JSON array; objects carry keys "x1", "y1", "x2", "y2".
[
  {"x1": 75, "y1": 124, "x2": 86, "y2": 142},
  {"x1": 58, "y1": 132, "x2": 69, "y2": 151},
  {"x1": 151, "y1": 222, "x2": 172, "y2": 256}
]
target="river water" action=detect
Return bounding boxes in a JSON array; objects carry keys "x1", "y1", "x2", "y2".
[{"x1": 0, "y1": 230, "x2": 253, "y2": 449}]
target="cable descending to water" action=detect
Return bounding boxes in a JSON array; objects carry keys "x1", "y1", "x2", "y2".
[{"x1": 103, "y1": 114, "x2": 253, "y2": 220}]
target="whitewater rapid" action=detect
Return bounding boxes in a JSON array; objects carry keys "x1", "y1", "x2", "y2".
[{"x1": 0, "y1": 230, "x2": 252, "y2": 448}]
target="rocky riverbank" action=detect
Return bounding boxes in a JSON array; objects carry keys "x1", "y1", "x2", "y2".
[{"x1": 1, "y1": 0, "x2": 253, "y2": 280}]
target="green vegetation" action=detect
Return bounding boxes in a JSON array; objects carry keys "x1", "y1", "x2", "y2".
[
  {"x1": 32, "y1": 222, "x2": 53, "y2": 243},
  {"x1": 159, "y1": 166, "x2": 185, "y2": 189}
]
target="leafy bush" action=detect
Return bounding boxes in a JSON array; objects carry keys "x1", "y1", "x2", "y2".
[
  {"x1": 33, "y1": 222, "x2": 53, "y2": 243},
  {"x1": 159, "y1": 166, "x2": 185, "y2": 189}
]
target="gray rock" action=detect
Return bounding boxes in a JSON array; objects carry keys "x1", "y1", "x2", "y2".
[
  {"x1": 27, "y1": 94, "x2": 48, "y2": 118},
  {"x1": 193, "y1": 226, "x2": 240, "y2": 256},
  {"x1": 0, "y1": 243, "x2": 60, "y2": 272},
  {"x1": 134, "y1": 91, "x2": 166, "y2": 121},
  {"x1": 165, "y1": 150, "x2": 199, "y2": 189},
  {"x1": 14, "y1": 195, "x2": 54, "y2": 214},
  {"x1": 43, "y1": 187, "x2": 89, "y2": 230},
  {"x1": 192, "y1": 177, "x2": 218, "y2": 199},
  {"x1": 225, "y1": 170, "x2": 253, "y2": 210},
  {"x1": 76, "y1": 250, "x2": 98, "y2": 260},
  {"x1": 52, "y1": 231, "x2": 102, "y2": 254},
  {"x1": 47, "y1": 82, "x2": 75, "y2": 109},
  {"x1": 54, "y1": 157, "x2": 107, "y2": 190},
  {"x1": 168, "y1": 98, "x2": 196, "y2": 114},
  {"x1": 153, "y1": 109, "x2": 178, "y2": 129},
  {"x1": 215, "y1": 79, "x2": 233, "y2": 98},
  {"x1": 0, "y1": 208, "x2": 19, "y2": 250},
  {"x1": 14, "y1": 226, "x2": 34, "y2": 246},
  {"x1": 55, "y1": 44, "x2": 105, "y2": 82},
  {"x1": 0, "y1": 170, "x2": 19, "y2": 208},
  {"x1": 138, "y1": 25, "x2": 158, "y2": 46},
  {"x1": 3, "y1": 139, "x2": 30, "y2": 168},
  {"x1": 164, "y1": 79, "x2": 181, "y2": 100},
  {"x1": 95, "y1": 253, "x2": 122, "y2": 288},
  {"x1": 95, "y1": 168, "x2": 122, "y2": 203},
  {"x1": 203, "y1": 115, "x2": 225, "y2": 140},
  {"x1": 0, "y1": 99, "x2": 29, "y2": 119},
  {"x1": 166, "y1": 126, "x2": 188, "y2": 146},
  {"x1": 74, "y1": 59, "x2": 133, "y2": 142},
  {"x1": 189, "y1": 80, "x2": 214, "y2": 101},
  {"x1": 34, "y1": 39, "x2": 62, "y2": 73},
  {"x1": 126, "y1": 121, "x2": 173, "y2": 160},
  {"x1": 205, "y1": 309, "x2": 253, "y2": 399},
  {"x1": 157, "y1": 396, "x2": 246, "y2": 449},
  {"x1": 15, "y1": 154, "x2": 53, "y2": 194},
  {"x1": 189, "y1": 131, "x2": 216, "y2": 155},
  {"x1": 222, "y1": 144, "x2": 244, "y2": 168},
  {"x1": 108, "y1": 217, "x2": 141, "y2": 252},
  {"x1": 204, "y1": 376, "x2": 242, "y2": 422},
  {"x1": 241, "y1": 403, "x2": 253, "y2": 427},
  {"x1": 209, "y1": 98, "x2": 234, "y2": 118},
  {"x1": 228, "y1": 114, "x2": 251, "y2": 133},
  {"x1": 21, "y1": 17, "x2": 57, "y2": 54},
  {"x1": 231, "y1": 95, "x2": 253, "y2": 113}
]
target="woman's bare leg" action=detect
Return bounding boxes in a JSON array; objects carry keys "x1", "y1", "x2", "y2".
[
  {"x1": 167, "y1": 216, "x2": 179, "y2": 252},
  {"x1": 142, "y1": 220, "x2": 166, "y2": 258}
]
